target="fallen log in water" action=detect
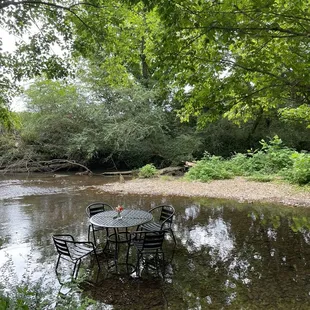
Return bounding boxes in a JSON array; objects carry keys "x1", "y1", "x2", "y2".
[
  {"x1": 100, "y1": 171, "x2": 133, "y2": 176},
  {"x1": 0, "y1": 159, "x2": 92, "y2": 175}
]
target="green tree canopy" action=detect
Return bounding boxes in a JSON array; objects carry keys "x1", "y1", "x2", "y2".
[
  {"x1": 1, "y1": 0, "x2": 310, "y2": 130},
  {"x1": 20, "y1": 72, "x2": 201, "y2": 168},
  {"x1": 123, "y1": 0, "x2": 310, "y2": 128},
  {"x1": 0, "y1": 0, "x2": 75, "y2": 128}
]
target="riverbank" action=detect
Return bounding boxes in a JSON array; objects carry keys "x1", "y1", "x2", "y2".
[{"x1": 98, "y1": 176, "x2": 310, "y2": 207}]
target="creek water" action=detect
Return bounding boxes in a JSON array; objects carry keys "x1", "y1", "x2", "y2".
[{"x1": 1, "y1": 173, "x2": 310, "y2": 309}]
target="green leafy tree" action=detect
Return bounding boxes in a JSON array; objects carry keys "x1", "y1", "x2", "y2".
[
  {"x1": 18, "y1": 72, "x2": 202, "y2": 169},
  {"x1": 4, "y1": 0, "x2": 310, "y2": 136},
  {"x1": 0, "y1": 0, "x2": 164, "y2": 131},
  {"x1": 69, "y1": 1, "x2": 161, "y2": 89},
  {"x1": 0, "y1": 0, "x2": 95, "y2": 127},
  {"x1": 124, "y1": 0, "x2": 310, "y2": 128}
]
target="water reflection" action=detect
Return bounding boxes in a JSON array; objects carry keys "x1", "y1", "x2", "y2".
[
  {"x1": 186, "y1": 218, "x2": 234, "y2": 262},
  {"x1": 1, "y1": 174, "x2": 310, "y2": 308},
  {"x1": 184, "y1": 204, "x2": 200, "y2": 220}
]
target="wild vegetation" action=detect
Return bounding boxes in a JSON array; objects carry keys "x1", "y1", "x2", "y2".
[
  {"x1": 185, "y1": 136, "x2": 310, "y2": 185},
  {"x1": 0, "y1": 276, "x2": 96, "y2": 309},
  {"x1": 138, "y1": 163, "x2": 158, "y2": 178},
  {"x1": 135, "y1": 136, "x2": 310, "y2": 185},
  {"x1": 0, "y1": 1, "x2": 310, "y2": 174}
]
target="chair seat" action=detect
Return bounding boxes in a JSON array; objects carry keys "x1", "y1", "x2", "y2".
[
  {"x1": 68, "y1": 243, "x2": 96, "y2": 261},
  {"x1": 141, "y1": 222, "x2": 162, "y2": 231}
]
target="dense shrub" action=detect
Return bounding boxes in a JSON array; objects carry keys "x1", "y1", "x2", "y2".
[
  {"x1": 185, "y1": 136, "x2": 310, "y2": 185},
  {"x1": 256, "y1": 136, "x2": 295, "y2": 172},
  {"x1": 227, "y1": 153, "x2": 249, "y2": 175},
  {"x1": 185, "y1": 153, "x2": 233, "y2": 182},
  {"x1": 229, "y1": 136, "x2": 294, "y2": 175},
  {"x1": 284, "y1": 153, "x2": 310, "y2": 185},
  {"x1": 138, "y1": 164, "x2": 158, "y2": 178}
]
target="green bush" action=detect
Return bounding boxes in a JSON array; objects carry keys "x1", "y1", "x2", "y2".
[
  {"x1": 185, "y1": 136, "x2": 310, "y2": 185},
  {"x1": 285, "y1": 153, "x2": 310, "y2": 185},
  {"x1": 258, "y1": 136, "x2": 295, "y2": 173},
  {"x1": 185, "y1": 153, "x2": 233, "y2": 182},
  {"x1": 228, "y1": 153, "x2": 249, "y2": 175},
  {"x1": 239, "y1": 136, "x2": 293, "y2": 175},
  {"x1": 0, "y1": 280, "x2": 96, "y2": 310},
  {"x1": 138, "y1": 164, "x2": 158, "y2": 178}
]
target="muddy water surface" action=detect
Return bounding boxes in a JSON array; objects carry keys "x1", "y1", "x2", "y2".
[{"x1": 1, "y1": 173, "x2": 310, "y2": 309}]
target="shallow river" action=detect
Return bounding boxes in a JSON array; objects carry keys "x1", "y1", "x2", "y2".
[{"x1": 1, "y1": 173, "x2": 310, "y2": 309}]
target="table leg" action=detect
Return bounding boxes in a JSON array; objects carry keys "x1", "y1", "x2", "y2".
[{"x1": 107, "y1": 228, "x2": 131, "y2": 273}]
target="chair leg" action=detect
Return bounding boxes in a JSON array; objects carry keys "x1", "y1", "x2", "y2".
[
  {"x1": 103, "y1": 228, "x2": 110, "y2": 250},
  {"x1": 136, "y1": 252, "x2": 142, "y2": 277},
  {"x1": 155, "y1": 252, "x2": 160, "y2": 276},
  {"x1": 152, "y1": 251, "x2": 165, "y2": 277},
  {"x1": 92, "y1": 228, "x2": 97, "y2": 247},
  {"x1": 73, "y1": 259, "x2": 81, "y2": 279},
  {"x1": 94, "y1": 250, "x2": 101, "y2": 271},
  {"x1": 88, "y1": 225, "x2": 90, "y2": 241},
  {"x1": 55, "y1": 255, "x2": 61, "y2": 273},
  {"x1": 88, "y1": 224, "x2": 96, "y2": 245},
  {"x1": 126, "y1": 243, "x2": 131, "y2": 266},
  {"x1": 160, "y1": 252, "x2": 165, "y2": 277},
  {"x1": 73, "y1": 261, "x2": 78, "y2": 279},
  {"x1": 126, "y1": 243, "x2": 134, "y2": 274},
  {"x1": 170, "y1": 229, "x2": 176, "y2": 245}
]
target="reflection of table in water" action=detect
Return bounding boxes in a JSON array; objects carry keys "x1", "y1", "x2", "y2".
[{"x1": 90, "y1": 209, "x2": 153, "y2": 272}]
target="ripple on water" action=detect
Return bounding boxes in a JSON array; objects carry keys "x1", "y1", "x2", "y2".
[{"x1": 0, "y1": 179, "x2": 67, "y2": 200}]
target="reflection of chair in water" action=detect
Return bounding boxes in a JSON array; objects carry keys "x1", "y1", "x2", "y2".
[
  {"x1": 140, "y1": 205, "x2": 176, "y2": 245},
  {"x1": 86, "y1": 202, "x2": 114, "y2": 247},
  {"x1": 52, "y1": 234, "x2": 100, "y2": 279},
  {"x1": 127, "y1": 230, "x2": 166, "y2": 276}
]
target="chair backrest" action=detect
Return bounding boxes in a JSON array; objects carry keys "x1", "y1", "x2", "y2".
[
  {"x1": 86, "y1": 202, "x2": 113, "y2": 218},
  {"x1": 141, "y1": 231, "x2": 166, "y2": 251},
  {"x1": 159, "y1": 205, "x2": 175, "y2": 225},
  {"x1": 52, "y1": 235, "x2": 71, "y2": 258}
]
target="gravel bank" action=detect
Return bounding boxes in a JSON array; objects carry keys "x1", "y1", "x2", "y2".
[{"x1": 98, "y1": 177, "x2": 310, "y2": 207}]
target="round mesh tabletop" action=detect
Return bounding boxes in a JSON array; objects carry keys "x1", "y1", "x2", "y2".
[{"x1": 89, "y1": 209, "x2": 153, "y2": 228}]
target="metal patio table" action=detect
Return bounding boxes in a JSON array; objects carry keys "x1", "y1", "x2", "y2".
[{"x1": 90, "y1": 209, "x2": 153, "y2": 272}]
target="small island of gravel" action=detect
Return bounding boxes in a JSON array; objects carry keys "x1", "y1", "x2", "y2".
[{"x1": 98, "y1": 176, "x2": 310, "y2": 208}]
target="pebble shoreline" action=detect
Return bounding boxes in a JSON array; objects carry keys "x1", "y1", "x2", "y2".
[{"x1": 97, "y1": 177, "x2": 310, "y2": 208}]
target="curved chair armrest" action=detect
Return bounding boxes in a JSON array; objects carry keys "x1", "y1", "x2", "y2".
[
  {"x1": 148, "y1": 205, "x2": 164, "y2": 213},
  {"x1": 148, "y1": 204, "x2": 175, "y2": 215},
  {"x1": 160, "y1": 214, "x2": 174, "y2": 225}
]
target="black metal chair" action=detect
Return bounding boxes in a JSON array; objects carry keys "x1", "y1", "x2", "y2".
[
  {"x1": 140, "y1": 205, "x2": 176, "y2": 245},
  {"x1": 127, "y1": 230, "x2": 166, "y2": 276},
  {"x1": 52, "y1": 234, "x2": 100, "y2": 279},
  {"x1": 86, "y1": 202, "x2": 113, "y2": 246}
]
